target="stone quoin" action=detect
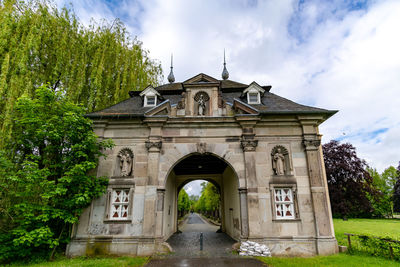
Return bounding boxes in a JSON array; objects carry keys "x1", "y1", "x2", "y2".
[{"x1": 66, "y1": 72, "x2": 338, "y2": 257}]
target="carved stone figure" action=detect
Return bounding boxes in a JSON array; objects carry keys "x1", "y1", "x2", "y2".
[
  {"x1": 198, "y1": 95, "x2": 206, "y2": 115},
  {"x1": 197, "y1": 142, "x2": 207, "y2": 154},
  {"x1": 177, "y1": 92, "x2": 186, "y2": 109},
  {"x1": 218, "y1": 91, "x2": 226, "y2": 108},
  {"x1": 118, "y1": 149, "x2": 133, "y2": 176},
  {"x1": 273, "y1": 148, "x2": 285, "y2": 175},
  {"x1": 194, "y1": 91, "x2": 209, "y2": 116}
]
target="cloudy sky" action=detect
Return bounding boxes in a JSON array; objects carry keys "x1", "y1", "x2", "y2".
[{"x1": 56, "y1": 0, "x2": 400, "y2": 193}]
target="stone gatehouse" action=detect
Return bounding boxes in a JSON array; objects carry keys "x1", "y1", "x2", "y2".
[{"x1": 66, "y1": 71, "x2": 338, "y2": 257}]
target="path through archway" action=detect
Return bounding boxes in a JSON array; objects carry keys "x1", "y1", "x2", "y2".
[{"x1": 162, "y1": 153, "x2": 242, "y2": 256}]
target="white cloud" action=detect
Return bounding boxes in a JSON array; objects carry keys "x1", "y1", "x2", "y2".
[
  {"x1": 54, "y1": 0, "x2": 400, "y2": 172},
  {"x1": 184, "y1": 180, "x2": 207, "y2": 196}
]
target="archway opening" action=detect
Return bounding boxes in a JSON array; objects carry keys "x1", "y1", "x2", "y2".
[{"x1": 163, "y1": 153, "x2": 241, "y2": 255}]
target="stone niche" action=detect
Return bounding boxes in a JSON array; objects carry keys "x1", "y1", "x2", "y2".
[
  {"x1": 271, "y1": 145, "x2": 293, "y2": 177},
  {"x1": 114, "y1": 148, "x2": 134, "y2": 177},
  {"x1": 193, "y1": 91, "x2": 210, "y2": 116}
]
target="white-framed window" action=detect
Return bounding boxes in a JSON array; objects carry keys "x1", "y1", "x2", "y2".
[
  {"x1": 144, "y1": 94, "x2": 156, "y2": 107},
  {"x1": 247, "y1": 91, "x2": 260, "y2": 104},
  {"x1": 274, "y1": 188, "x2": 295, "y2": 219},
  {"x1": 110, "y1": 189, "x2": 130, "y2": 220}
]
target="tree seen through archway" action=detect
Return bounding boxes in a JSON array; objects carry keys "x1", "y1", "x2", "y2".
[{"x1": 177, "y1": 181, "x2": 221, "y2": 223}]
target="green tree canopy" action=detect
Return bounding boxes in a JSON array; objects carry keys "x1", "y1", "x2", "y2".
[
  {"x1": 0, "y1": 0, "x2": 163, "y2": 146},
  {"x1": 368, "y1": 166, "x2": 397, "y2": 217},
  {"x1": 194, "y1": 182, "x2": 220, "y2": 214},
  {"x1": 0, "y1": 85, "x2": 113, "y2": 262},
  {"x1": 178, "y1": 189, "x2": 190, "y2": 213}
]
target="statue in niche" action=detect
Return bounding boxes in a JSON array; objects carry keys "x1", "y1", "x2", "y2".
[
  {"x1": 194, "y1": 91, "x2": 209, "y2": 116},
  {"x1": 198, "y1": 95, "x2": 206, "y2": 115},
  {"x1": 118, "y1": 149, "x2": 133, "y2": 176},
  {"x1": 272, "y1": 148, "x2": 285, "y2": 175}
]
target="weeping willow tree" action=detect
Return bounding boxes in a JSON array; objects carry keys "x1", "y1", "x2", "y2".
[{"x1": 0, "y1": 0, "x2": 163, "y2": 146}]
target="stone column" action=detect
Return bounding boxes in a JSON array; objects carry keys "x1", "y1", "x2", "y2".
[
  {"x1": 238, "y1": 188, "x2": 249, "y2": 239},
  {"x1": 155, "y1": 189, "x2": 165, "y2": 238}
]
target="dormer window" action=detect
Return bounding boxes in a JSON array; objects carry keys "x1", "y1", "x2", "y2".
[
  {"x1": 243, "y1": 82, "x2": 265, "y2": 105},
  {"x1": 145, "y1": 94, "x2": 156, "y2": 107},
  {"x1": 140, "y1": 86, "x2": 160, "y2": 108}
]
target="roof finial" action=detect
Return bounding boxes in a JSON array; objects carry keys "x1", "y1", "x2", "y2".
[
  {"x1": 167, "y1": 54, "x2": 175, "y2": 83},
  {"x1": 221, "y1": 49, "x2": 229, "y2": 80}
]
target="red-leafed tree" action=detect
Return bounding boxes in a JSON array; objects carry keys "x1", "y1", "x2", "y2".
[
  {"x1": 323, "y1": 140, "x2": 379, "y2": 218},
  {"x1": 393, "y1": 163, "x2": 400, "y2": 212}
]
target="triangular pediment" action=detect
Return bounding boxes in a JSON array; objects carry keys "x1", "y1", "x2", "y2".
[
  {"x1": 183, "y1": 73, "x2": 219, "y2": 84},
  {"x1": 233, "y1": 98, "x2": 259, "y2": 115},
  {"x1": 144, "y1": 100, "x2": 171, "y2": 116},
  {"x1": 243, "y1": 82, "x2": 265, "y2": 94},
  {"x1": 139, "y1": 86, "x2": 160, "y2": 97}
]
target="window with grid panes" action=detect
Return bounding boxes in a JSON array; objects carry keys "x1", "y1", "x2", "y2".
[
  {"x1": 110, "y1": 189, "x2": 130, "y2": 220},
  {"x1": 274, "y1": 188, "x2": 295, "y2": 219},
  {"x1": 248, "y1": 92, "x2": 259, "y2": 104},
  {"x1": 145, "y1": 95, "x2": 156, "y2": 106}
]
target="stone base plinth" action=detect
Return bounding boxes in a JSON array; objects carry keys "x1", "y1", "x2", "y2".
[{"x1": 66, "y1": 237, "x2": 171, "y2": 257}]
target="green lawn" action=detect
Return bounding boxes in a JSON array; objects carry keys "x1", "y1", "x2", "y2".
[
  {"x1": 333, "y1": 218, "x2": 400, "y2": 246},
  {"x1": 9, "y1": 219, "x2": 400, "y2": 266},
  {"x1": 9, "y1": 256, "x2": 149, "y2": 267},
  {"x1": 258, "y1": 253, "x2": 399, "y2": 267}
]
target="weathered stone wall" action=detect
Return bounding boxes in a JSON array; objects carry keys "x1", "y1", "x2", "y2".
[
  {"x1": 67, "y1": 113, "x2": 337, "y2": 257},
  {"x1": 222, "y1": 167, "x2": 241, "y2": 240},
  {"x1": 163, "y1": 171, "x2": 177, "y2": 239}
]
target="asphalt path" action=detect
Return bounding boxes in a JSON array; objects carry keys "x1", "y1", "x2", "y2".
[{"x1": 145, "y1": 213, "x2": 266, "y2": 266}]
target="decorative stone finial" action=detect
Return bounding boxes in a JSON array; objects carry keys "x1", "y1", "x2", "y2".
[
  {"x1": 167, "y1": 54, "x2": 175, "y2": 83},
  {"x1": 221, "y1": 49, "x2": 229, "y2": 80}
]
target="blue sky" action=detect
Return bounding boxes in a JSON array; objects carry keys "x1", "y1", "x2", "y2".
[{"x1": 55, "y1": 0, "x2": 400, "y2": 183}]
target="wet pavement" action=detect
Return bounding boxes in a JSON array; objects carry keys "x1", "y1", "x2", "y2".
[
  {"x1": 145, "y1": 257, "x2": 267, "y2": 267},
  {"x1": 186, "y1": 213, "x2": 205, "y2": 224},
  {"x1": 166, "y1": 213, "x2": 233, "y2": 257},
  {"x1": 145, "y1": 213, "x2": 267, "y2": 266}
]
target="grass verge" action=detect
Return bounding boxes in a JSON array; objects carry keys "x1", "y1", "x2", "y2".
[
  {"x1": 333, "y1": 218, "x2": 400, "y2": 246},
  {"x1": 9, "y1": 256, "x2": 149, "y2": 267},
  {"x1": 258, "y1": 253, "x2": 399, "y2": 267}
]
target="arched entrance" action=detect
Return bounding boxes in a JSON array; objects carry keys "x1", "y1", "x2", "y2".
[{"x1": 162, "y1": 153, "x2": 242, "y2": 244}]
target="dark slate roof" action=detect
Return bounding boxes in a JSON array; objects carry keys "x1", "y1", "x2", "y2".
[
  {"x1": 220, "y1": 92, "x2": 334, "y2": 114},
  {"x1": 155, "y1": 82, "x2": 183, "y2": 91},
  {"x1": 86, "y1": 97, "x2": 150, "y2": 118},
  {"x1": 153, "y1": 79, "x2": 248, "y2": 92},
  {"x1": 86, "y1": 74, "x2": 337, "y2": 119}
]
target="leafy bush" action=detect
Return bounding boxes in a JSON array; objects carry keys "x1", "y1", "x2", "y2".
[
  {"x1": 347, "y1": 234, "x2": 400, "y2": 261},
  {"x1": 0, "y1": 86, "x2": 113, "y2": 263}
]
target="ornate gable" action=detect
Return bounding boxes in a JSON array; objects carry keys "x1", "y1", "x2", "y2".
[{"x1": 183, "y1": 73, "x2": 220, "y2": 85}]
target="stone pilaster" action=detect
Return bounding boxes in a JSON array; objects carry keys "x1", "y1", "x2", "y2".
[
  {"x1": 303, "y1": 135, "x2": 335, "y2": 238},
  {"x1": 144, "y1": 117, "x2": 166, "y2": 186},
  {"x1": 145, "y1": 140, "x2": 162, "y2": 186},
  {"x1": 237, "y1": 117, "x2": 260, "y2": 238},
  {"x1": 155, "y1": 189, "x2": 165, "y2": 237},
  {"x1": 238, "y1": 188, "x2": 249, "y2": 239},
  {"x1": 142, "y1": 118, "x2": 166, "y2": 238}
]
